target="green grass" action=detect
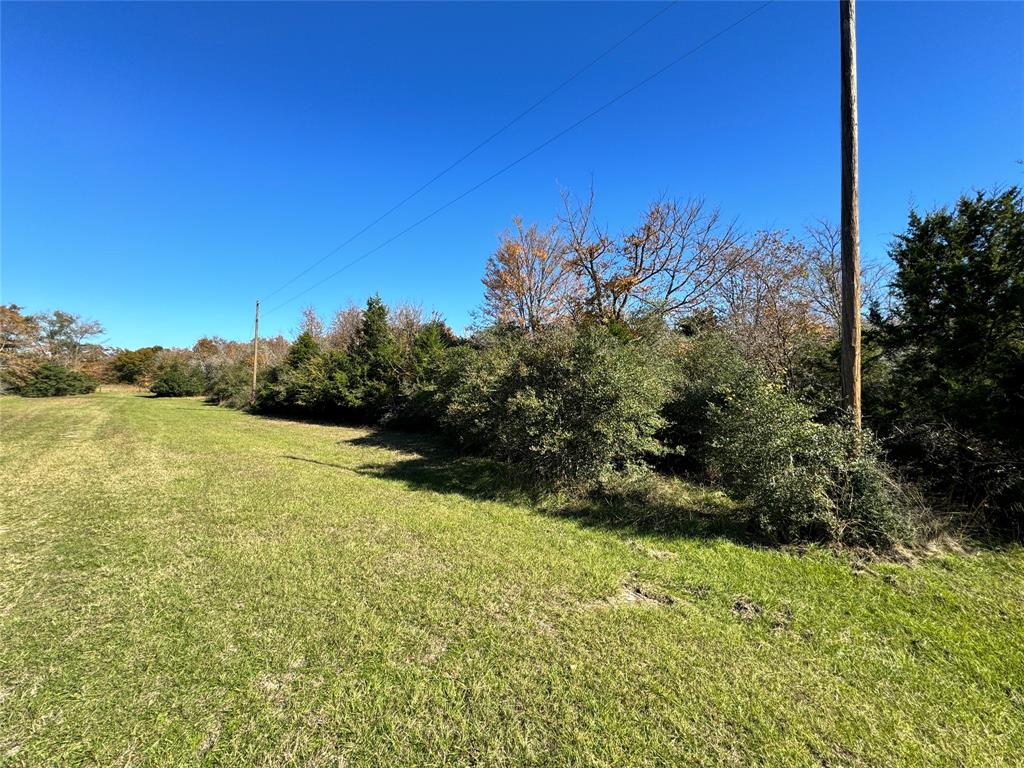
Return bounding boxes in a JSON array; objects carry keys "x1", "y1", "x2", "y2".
[{"x1": 1, "y1": 391, "x2": 1022, "y2": 767}]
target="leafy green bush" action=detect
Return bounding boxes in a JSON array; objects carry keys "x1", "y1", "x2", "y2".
[
  {"x1": 441, "y1": 326, "x2": 672, "y2": 487},
  {"x1": 709, "y1": 378, "x2": 905, "y2": 546},
  {"x1": 659, "y1": 332, "x2": 751, "y2": 473},
  {"x1": 663, "y1": 333, "x2": 906, "y2": 546},
  {"x1": 150, "y1": 361, "x2": 205, "y2": 397},
  {"x1": 18, "y1": 362, "x2": 97, "y2": 397},
  {"x1": 206, "y1": 360, "x2": 254, "y2": 409},
  {"x1": 255, "y1": 334, "x2": 359, "y2": 417}
]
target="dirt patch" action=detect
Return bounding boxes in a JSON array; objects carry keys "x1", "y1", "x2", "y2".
[
  {"x1": 731, "y1": 596, "x2": 763, "y2": 621},
  {"x1": 770, "y1": 603, "x2": 795, "y2": 631},
  {"x1": 681, "y1": 583, "x2": 712, "y2": 600},
  {"x1": 421, "y1": 636, "x2": 448, "y2": 664},
  {"x1": 851, "y1": 559, "x2": 908, "y2": 592},
  {"x1": 196, "y1": 723, "x2": 221, "y2": 759},
  {"x1": 600, "y1": 580, "x2": 676, "y2": 608}
]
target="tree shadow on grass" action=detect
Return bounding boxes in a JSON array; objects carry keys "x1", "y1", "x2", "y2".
[
  {"x1": 344, "y1": 429, "x2": 756, "y2": 545},
  {"x1": 282, "y1": 454, "x2": 359, "y2": 474},
  {"x1": 346, "y1": 431, "x2": 536, "y2": 505}
]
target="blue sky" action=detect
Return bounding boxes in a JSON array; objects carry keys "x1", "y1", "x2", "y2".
[{"x1": 2, "y1": 1, "x2": 1021, "y2": 348}]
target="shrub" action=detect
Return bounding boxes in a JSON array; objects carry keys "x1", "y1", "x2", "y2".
[
  {"x1": 18, "y1": 362, "x2": 97, "y2": 397},
  {"x1": 150, "y1": 361, "x2": 205, "y2": 397},
  {"x1": 441, "y1": 326, "x2": 672, "y2": 487},
  {"x1": 662, "y1": 332, "x2": 907, "y2": 546},
  {"x1": 886, "y1": 421, "x2": 1022, "y2": 536},
  {"x1": 255, "y1": 336, "x2": 359, "y2": 418},
  {"x1": 708, "y1": 377, "x2": 905, "y2": 546},
  {"x1": 206, "y1": 360, "x2": 254, "y2": 409},
  {"x1": 659, "y1": 332, "x2": 751, "y2": 473}
]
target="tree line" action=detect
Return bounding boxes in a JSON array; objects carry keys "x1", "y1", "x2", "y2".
[{"x1": 2, "y1": 187, "x2": 1020, "y2": 544}]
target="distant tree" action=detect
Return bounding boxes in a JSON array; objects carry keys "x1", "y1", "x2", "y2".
[
  {"x1": 0, "y1": 305, "x2": 41, "y2": 391},
  {"x1": 715, "y1": 230, "x2": 830, "y2": 380},
  {"x1": 389, "y1": 301, "x2": 425, "y2": 355},
  {"x1": 481, "y1": 217, "x2": 575, "y2": 333},
  {"x1": 192, "y1": 337, "x2": 222, "y2": 362},
  {"x1": 800, "y1": 219, "x2": 887, "y2": 328},
  {"x1": 36, "y1": 310, "x2": 105, "y2": 366},
  {"x1": 286, "y1": 332, "x2": 322, "y2": 369},
  {"x1": 0, "y1": 304, "x2": 38, "y2": 356},
  {"x1": 108, "y1": 346, "x2": 162, "y2": 385}
]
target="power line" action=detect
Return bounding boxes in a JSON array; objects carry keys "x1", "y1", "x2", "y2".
[
  {"x1": 261, "y1": 1, "x2": 680, "y2": 303},
  {"x1": 267, "y1": 0, "x2": 774, "y2": 316}
]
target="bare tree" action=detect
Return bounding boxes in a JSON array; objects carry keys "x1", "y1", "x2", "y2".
[
  {"x1": 326, "y1": 303, "x2": 363, "y2": 351},
  {"x1": 716, "y1": 231, "x2": 829, "y2": 378},
  {"x1": 560, "y1": 189, "x2": 744, "y2": 325},
  {"x1": 389, "y1": 301, "x2": 425, "y2": 355},
  {"x1": 481, "y1": 217, "x2": 575, "y2": 333},
  {"x1": 559, "y1": 188, "x2": 617, "y2": 322},
  {"x1": 801, "y1": 219, "x2": 887, "y2": 328},
  {"x1": 298, "y1": 305, "x2": 325, "y2": 341}
]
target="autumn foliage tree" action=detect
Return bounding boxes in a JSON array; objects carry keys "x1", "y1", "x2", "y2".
[
  {"x1": 0, "y1": 305, "x2": 41, "y2": 391},
  {"x1": 0, "y1": 305, "x2": 105, "y2": 392},
  {"x1": 108, "y1": 346, "x2": 163, "y2": 385},
  {"x1": 481, "y1": 217, "x2": 575, "y2": 333}
]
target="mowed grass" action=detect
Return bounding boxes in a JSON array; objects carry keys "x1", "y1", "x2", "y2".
[{"x1": 1, "y1": 392, "x2": 1022, "y2": 767}]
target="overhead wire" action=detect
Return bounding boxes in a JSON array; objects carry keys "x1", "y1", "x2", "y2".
[
  {"x1": 260, "y1": 1, "x2": 680, "y2": 303},
  {"x1": 266, "y1": 0, "x2": 774, "y2": 315}
]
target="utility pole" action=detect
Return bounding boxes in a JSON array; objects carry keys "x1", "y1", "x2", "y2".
[
  {"x1": 251, "y1": 299, "x2": 260, "y2": 403},
  {"x1": 840, "y1": 0, "x2": 862, "y2": 432}
]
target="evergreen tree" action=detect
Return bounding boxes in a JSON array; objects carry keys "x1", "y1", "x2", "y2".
[
  {"x1": 408, "y1": 318, "x2": 455, "y2": 384},
  {"x1": 285, "y1": 332, "x2": 321, "y2": 368},
  {"x1": 880, "y1": 187, "x2": 1023, "y2": 440},
  {"x1": 350, "y1": 295, "x2": 402, "y2": 417},
  {"x1": 876, "y1": 187, "x2": 1023, "y2": 530}
]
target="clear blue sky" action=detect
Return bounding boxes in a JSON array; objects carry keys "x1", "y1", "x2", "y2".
[{"x1": 2, "y1": 1, "x2": 1021, "y2": 348}]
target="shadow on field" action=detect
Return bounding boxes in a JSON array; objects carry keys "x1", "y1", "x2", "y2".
[
  {"x1": 282, "y1": 455, "x2": 359, "y2": 474},
  {"x1": 345, "y1": 430, "x2": 753, "y2": 543},
  {"x1": 346, "y1": 431, "x2": 532, "y2": 504}
]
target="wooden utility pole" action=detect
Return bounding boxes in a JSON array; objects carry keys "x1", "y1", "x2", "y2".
[
  {"x1": 251, "y1": 299, "x2": 260, "y2": 402},
  {"x1": 840, "y1": 0, "x2": 862, "y2": 431}
]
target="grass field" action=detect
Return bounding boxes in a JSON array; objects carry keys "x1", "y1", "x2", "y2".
[{"x1": 1, "y1": 391, "x2": 1022, "y2": 766}]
